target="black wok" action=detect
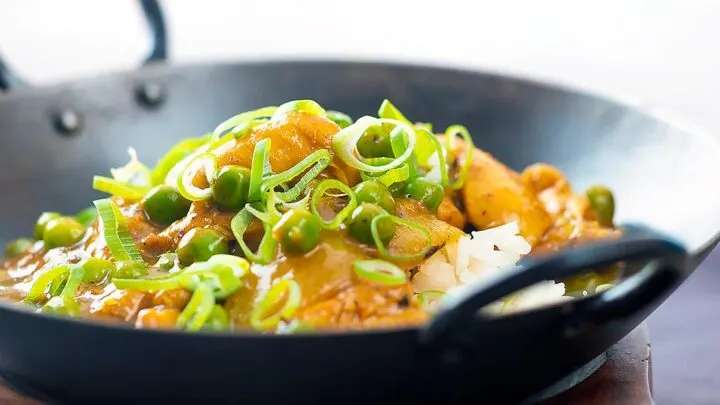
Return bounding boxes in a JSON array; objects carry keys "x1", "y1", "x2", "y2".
[{"x1": 1, "y1": 2, "x2": 719, "y2": 404}]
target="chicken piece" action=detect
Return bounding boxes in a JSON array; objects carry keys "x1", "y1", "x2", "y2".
[
  {"x1": 436, "y1": 194, "x2": 466, "y2": 229},
  {"x1": 520, "y1": 163, "x2": 621, "y2": 253},
  {"x1": 298, "y1": 283, "x2": 428, "y2": 330},
  {"x1": 89, "y1": 289, "x2": 153, "y2": 322},
  {"x1": 460, "y1": 149, "x2": 552, "y2": 246},
  {"x1": 215, "y1": 110, "x2": 359, "y2": 185}
]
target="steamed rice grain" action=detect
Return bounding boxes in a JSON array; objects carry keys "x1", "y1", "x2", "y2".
[{"x1": 411, "y1": 221, "x2": 570, "y2": 315}]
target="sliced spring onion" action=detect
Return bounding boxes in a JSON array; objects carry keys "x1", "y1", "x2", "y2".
[
  {"x1": 414, "y1": 122, "x2": 433, "y2": 133},
  {"x1": 272, "y1": 99, "x2": 326, "y2": 120},
  {"x1": 325, "y1": 110, "x2": 353, "y2": 128},
  {"x1": 245, "y1": 202, "x2": 275, "y2": 225},
  {"x1": 229, "y1": 119, "x2": 266, "y2": 140},
  {"x1": 48, "y1": 273, "x2": 68, "y2": 297},
  {"x1": 378, "y1": 99, "x2": 412, "y2": 125},
  {"x1": 389, "y1": 126, "x2": 418, "y2": 179},
  {"x1": 60, "y1": 265, "x2": 85, "y2": 299},
  {"x1": 445, "y1": 125, "x2": 475, "y2": 190},
  {"x1": 310, "y1": 179, "x2": 357, "y2": 229},
  {"x1": 25, "y1": 265, "x2": 70, "y2": 303},
  {"x1": 417, "y1": 290, "x2": 445, "y2": 310},
  {"x1": 177, "y1": 152, "x2": 217, "y2": 201},
  {"x1": 203, "y1": 304, "x2": 230, "y2": 331},
  {"x1": 110, "y1": 147, "x2": 152, "y2": 187},
  {"x1": 93, "y1": 176, "x2": 150, "y2": 201},
  {"x1": 248, "y1": 138, "x2": 272, "y2": 202},
  {"x1": 332, "y1": 116, "x2": 418, "y2": 173},
  {"x1": 208, "y1": 254, "x2": 250, "y2": 279},
  {"x1": 93, "y1": 199, "x2": 145, "y2": 263},
  {"x1": 231, "y1": 208, "x2": 277, "y2": 265},
  {"x1": 353, "y1": 259, "x2": 408, "y2": 286},
  {"x1": 212, "y1": 106, "x2": 277, "y2": 141},
  {"x1": 151, "y1": 135, "x2": 210, "y2": 186},
  {"x1": 359, "y1": 164, "x2": 410, "y2": 187},
  {"x1": 176, "y1": 283, "x2": 215, "y2": 332},
  {"x1": 250, "y1": 279, "x2": 302, "y2": 332},
  {"x1": 180, "y1": 262, "x2": 241, "y2": 300},
  {"x1": 113, "y1": 274, "x2": 183, "y2": 291},
  {"x1": 262, "y1": 149, "x2": 332, "y2": 202},
  {"x1": 370, "y1": 214, "x2": 431, "y2": 262}
]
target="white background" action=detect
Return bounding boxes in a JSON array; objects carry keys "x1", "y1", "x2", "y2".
[
  {"x1": 1, "y1": 1, "x2": 719, "y2": 404},
  {"x1": 1, "y1": 0, "x2": 719, "y2": 135}
]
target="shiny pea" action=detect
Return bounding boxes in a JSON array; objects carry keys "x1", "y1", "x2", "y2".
[
  {"x1": 347, "y1": 203, "x2": 395, "y2": 245},
  {"x1": 34, "y1": 212, "x2": 61, "y2": 240},
  {"x1": 142, "y1": 185, "x2": 192, "y2": 226},
  {"x1": 42, "y1": 217, "x2": 85, "y2": 249},
  {"x1": 75, "y1": 207, "x2": 98, "y2": 228},
  {"x1": 273, "y1": 208, "x2": 322, "y2": 255},
  {"x1": 112, "y1": 260, "x2": 150, "y2": 279},
  {"x1": 353, "y1": 180, "x2": 396, "y2": 214},
  {"x1": 4, "y1": 238, "x2": 33, "y2": 258},
  {"x1": 586, "y1": 185, "x2": 615, "y2": 227},
  {"x1": 406, "y1": 178, "x2": 444, "y2": 212},
  {"x1": 357, "y1": 127, "x2": 393, "y2": 158},
  {"x1": 81, "y1": 258, "x2": 115, "y2": 283},
  {"x1": 176, "y1": 228, "x2": 229, "y2": 266},
  {"x1": 211, "y1": 165, "x2": 251, "y2": 211}
]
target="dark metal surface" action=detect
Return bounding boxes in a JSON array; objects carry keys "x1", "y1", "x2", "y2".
[
  {"x1": 0, "y1": 60, "x2": 717, "y2": 404},
  {"x1": 0, "y1": 0, "x2": 166, "y2": 91}
]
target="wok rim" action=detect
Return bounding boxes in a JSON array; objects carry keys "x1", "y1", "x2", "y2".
[{"x1": 0, "y1": 57, "x2": 717, "y2": 339}]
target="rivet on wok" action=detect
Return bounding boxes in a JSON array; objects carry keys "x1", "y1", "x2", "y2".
[
  {"x1": 52, "y1": 110, "x2": 82, "y2": 135},
  {"x1": 136, "y1": 82, "x2": 165, "y2": 107}
]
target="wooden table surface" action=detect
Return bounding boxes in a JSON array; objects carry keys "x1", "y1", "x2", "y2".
[{"x1": 0, "y1": 325, "x2": 653, "y2": 405}]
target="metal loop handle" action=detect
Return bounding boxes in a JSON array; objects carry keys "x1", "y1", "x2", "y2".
[
  {"x1": 418, "y1": 223, "x2": 688, "y2": 348},
  {"x1": 0, "y1": 0, "x2": 167, "y2": 91}
]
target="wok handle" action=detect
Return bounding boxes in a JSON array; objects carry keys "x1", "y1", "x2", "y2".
[
  {"x1": 0, "y1": 0, "x2": 167, "y2": 91},
  {"x1": 418, "y1": 223, "x2": 688, "y2": 348}
]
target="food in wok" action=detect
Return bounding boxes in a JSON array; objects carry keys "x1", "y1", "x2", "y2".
[{"x1": 0, "y1": 99, "x2": 620, "y2": 333}]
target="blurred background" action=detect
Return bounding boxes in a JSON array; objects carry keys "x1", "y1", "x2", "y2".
[{"x1": 1, "y1": 1, "x2": 718, "y2": 404}]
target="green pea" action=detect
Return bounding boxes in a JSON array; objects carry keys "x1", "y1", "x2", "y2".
[
  {"x1": 81, "y1": 257, "x2": 115, "y2": 283},
  {"x1": 112, "y1": 260, "x2": 150, "y2": 279},
  {"x1": 273, "y1": 208, "x2": 322, "y2": 255},
  {"x1": 211, "y1": 165, "x2": 251, "y2": 211},
  {"x1": 357, "y1": 127, "x2": 393, "y2": 158},
  {"x1": 353, "y1": 180, "x2": 396, "y2": 214},
  {"x1": 40, "y1": 296, "x2": 80, "y2": 317},
  {"x1": 347, "y1": 203, "x2": 395, "y2": 245},
  {"x1": 586, "y1": 185, "x2": 615, "y2": 227},
  {"x1": 156, "y1": 252, "x2": 179, "y2": 271},
  {"x1": 4, "y1": 238, "x2": 33, "y2": 258},
  {"x1": 42, "y1": 217, "x2": 85, "y2": 249},
  {"x1": 203, "y1": 304, "x2": 230, "y2": 332},
  {"x1": 406, "y1": 178, "x2": 444, "y2": 212},
  {"x1": 142, "y1": 185, "x2": 192, "y2": 226},
  {"x1": 176, "y1": 228, "x2": 229, "y2": 266},
  {"x1": 75, "y1": 207, "x2": 98, "y2": 228},
  {"x1": 34, "y1": 212, "x2": 61, "y2": 240}
]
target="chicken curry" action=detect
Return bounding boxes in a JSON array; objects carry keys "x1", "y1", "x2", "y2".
[{"x1": 0, "y1": 99, "x2": 619, "y2": 333}]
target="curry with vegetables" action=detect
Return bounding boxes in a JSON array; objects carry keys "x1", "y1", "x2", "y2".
[{"x1": 0, "y1": 99, "x2": 620, "y2": 333}]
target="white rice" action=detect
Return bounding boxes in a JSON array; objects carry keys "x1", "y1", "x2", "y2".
[{"x1": 411, "y1": 221, "x2": 571, "y2": 315}]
